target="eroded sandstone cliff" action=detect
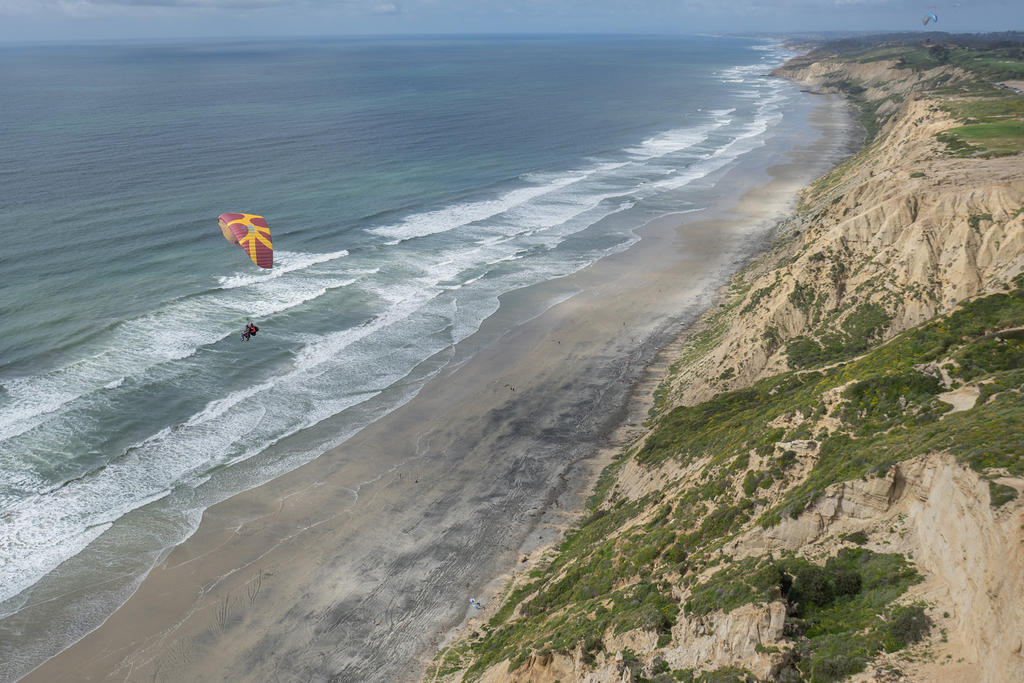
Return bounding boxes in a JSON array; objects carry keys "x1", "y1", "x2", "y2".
[{"x1": 428, "y1": 41, "x2": 1024, "y2": 683}]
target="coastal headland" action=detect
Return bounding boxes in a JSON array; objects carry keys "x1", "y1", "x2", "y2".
[
  {"x1": 428, "y1": 36, "x2": 1024, "y2": 682},
  {"x1": 20, "y1": 61, "x2": 859, "y2": 683}
]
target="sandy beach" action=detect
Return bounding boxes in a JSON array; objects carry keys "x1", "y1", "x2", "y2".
[{"x1": 22, "y1": 92, "x2": 858, "y2": 683}]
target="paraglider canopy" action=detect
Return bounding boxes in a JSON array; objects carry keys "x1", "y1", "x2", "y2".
[
  {"x1": 218, "y1": 213, "x2": 273, "y2": 269},
  {"x1": 923, "y1": 11, "x2": 938, "y2": 25}
]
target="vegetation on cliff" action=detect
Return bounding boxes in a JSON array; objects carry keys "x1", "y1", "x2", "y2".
[
  {"x1": 429, "y1": 36, "x2": 1024, "y2": 683},
  {"x1": 431, "y1": 280, "x2": 1023, "y2": 681},
  {"x1": 796, "y1": 33, "x2": 1024, "y2": 151}
]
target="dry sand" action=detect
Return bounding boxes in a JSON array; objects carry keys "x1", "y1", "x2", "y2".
[{"x1": 23, "y1": 93, "x2": 858, "y2": 683}]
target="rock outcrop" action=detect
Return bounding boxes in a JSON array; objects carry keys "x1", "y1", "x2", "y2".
[
  {"x1": 662, "y1": 602, "x2": 789, "y2": 679},
  {"x1": 745, "y1": 453, "x2": 1024, "y2": 681}
]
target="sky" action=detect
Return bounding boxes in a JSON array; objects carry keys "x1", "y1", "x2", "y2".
[{"x1": 0, "y1": 0, "x2": 1020, "y2": 43}]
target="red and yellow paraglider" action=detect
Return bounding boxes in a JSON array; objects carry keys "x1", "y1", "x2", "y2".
[{"x1": 218, "y1": 212, "x2": 273, "y2": 269}]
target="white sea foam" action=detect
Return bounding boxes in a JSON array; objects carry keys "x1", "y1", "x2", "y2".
[
  {"x1": 651, "y1": 101, "x2": 783, "y2": 193},
  {"x1": 625, "y1": 121, "x2": 723, "y2": 159},
  {"x1": 217, "y1": 249, "x2": 349, "y2": 289},
  {"x1": 0, "y1": 522, "x2": 111, "y2": 613},
  {"x1": 0, "y1": 272, "x2": 361, "y2": 444},
  {"x1": 366, "y1": 172, "x2": 590, "y2": 242}
]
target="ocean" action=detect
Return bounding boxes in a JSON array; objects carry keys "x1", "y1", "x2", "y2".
[{"x1": 0, "y1": 35, "x2": 800, "y2": 677}]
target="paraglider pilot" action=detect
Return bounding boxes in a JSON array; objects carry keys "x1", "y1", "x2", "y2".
[{"x1": 241, "y1": 321, "x2": 259, "y2": 341}]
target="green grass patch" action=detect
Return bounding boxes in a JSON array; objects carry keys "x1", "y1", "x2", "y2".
[
  {"x1": 937, "y1": 130, "x2": 986, "y2": 157},
  {"x1": 944, "y1": 121, "x2": 1024, "y2": 157},
  {"x1": 952, "y1": 335, "x2": 1024, "y2": 380},
  {"x1": 989, "y1": 480, "x2": 1018, "y2": 507},
  {"x1": 838, "y1": 370, "x2": 948, "y2": 435},
  {"x1": 942, "y1": 97, "x2": 1024, "y2": 123},
  {"x1": 787, "y1": 302, "x2": 893, "y2": 369},
  {"x1": 842, "y1": 41, "x2": 1024, "y2": 82}
]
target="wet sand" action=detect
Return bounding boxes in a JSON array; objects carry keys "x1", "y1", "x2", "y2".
[{"x1": 24, "y1": 92, "x2": 858, "y2": 683}]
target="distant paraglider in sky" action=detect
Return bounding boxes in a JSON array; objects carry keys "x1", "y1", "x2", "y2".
[
  {"x1": 923, "y1": 11, "x2": 938, "y2": 25},
  {"x1": 218, "y1": 212, "x2": 274, "y2": 269}
]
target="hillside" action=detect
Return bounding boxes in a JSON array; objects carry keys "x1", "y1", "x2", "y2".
[{"x1": 427, "y1": 38, "x2": 1024, "y2": 683}]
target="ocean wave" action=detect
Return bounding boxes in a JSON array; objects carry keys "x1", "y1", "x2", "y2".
[
  {"x1": 0, "y1": 272, "x2": 362, "y2": 444},
  {"x1": 365, "y1": 170, "x2": 593, "y2": 242},
  {"x1": 217, "y1": 249, "x2": 349, "y2": 289},
  {"x1": 625, "y1": 120, "x2": 725, "y2": 159}
]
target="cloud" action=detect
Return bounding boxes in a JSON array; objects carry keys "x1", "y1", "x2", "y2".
[
  {"x1": 0, "y1": 0, "x2": 366, "y2": 12},
  {"x1": 0, "y1": 0, "x2": 413, "y2": 22},
  {"x1": 0, "y1": 0, "x2": 1014, "y2": 33},
  {"x1": 83, "y1": 0, "x2": 317, "y2": 6}
]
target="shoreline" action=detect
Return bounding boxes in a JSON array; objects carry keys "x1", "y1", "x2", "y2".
[
  {"x1": 434, "y1": 40, "x2": 1024, "y2": 680},
  {"x1": 21, "y1": 90, "x2": 860, "y2": 683},
  {"x1": 426, "y1": 91, "x2": 865, "y2": 675}
]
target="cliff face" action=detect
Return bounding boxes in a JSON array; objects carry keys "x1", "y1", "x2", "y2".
[
  {"x1": 662, "y1": 60, "x2": 1024, "y2": 409},
  {"x1": 746, "y1": 453, "x2": 1024, "y2": 682},
  {"x1": 430, "y1": 46, "x2": 1024, "y2": 683}
]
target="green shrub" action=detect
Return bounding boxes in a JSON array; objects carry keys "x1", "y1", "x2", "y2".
[
  {"x1": 803, "y1": 648, "x2": 869, "y2": 682},
  {"x1": 845, "y1": 530, "x2": 869, "y2": 545},
  {"x1": 884, "y1": 605, "x2": 932, "y2": 651},
  {"x1": 741, "y1": 283, "x2": 777, "y2": 315},
  {"x1": 787, "y1": 337, "x2": 827, "y2": 368},
  {"x1": 664, "y1": 541, "x2": 689, "y2": 566},
  {"x1": 790, "y1": 565, "x2": 835, "y2": 613},
  {"x1": 778, "y1": 449, "x2": 798, "y2": 469},
  {"x1": 841, "y1": 302, "x2": 892, "y2": 348},
  {"x1": 790, "y1": 282, "x2": 818, "y2": 314},
  {"x1": 988, "y1": 480, "x2": 1018, "y2": 507},
  {"x1": 968, "y1": 212, "x2": 993, "y2": 231},
  {"x1": 833, "y1": 569, "x2": 863, "y2": 597},
  {"x1": 741, "y1": 470, "x2": 758, "y2": 496},
  {"x1": 581, "y1": 634, "x2": 603, "y2": 665},
  {"x1": 953, "y1": 337, "x2": 1024, "y2": 380},
  {"x1": 839, "y1": 370, "x2": 945, "y2": 433}
]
